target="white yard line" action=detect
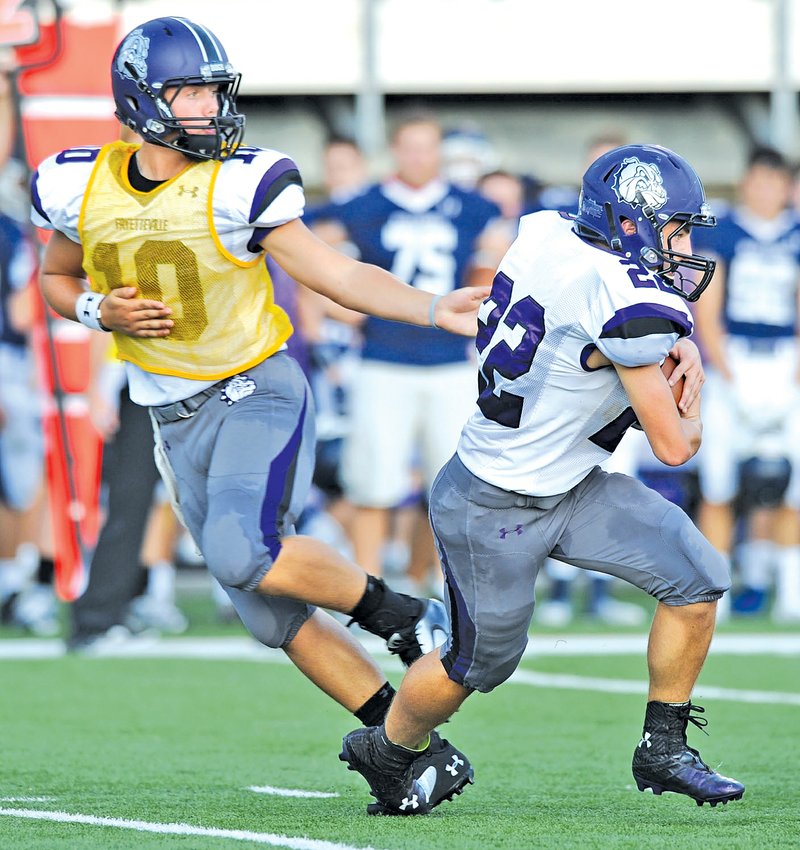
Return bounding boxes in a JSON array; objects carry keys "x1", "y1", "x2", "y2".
[
  {"x1": 247, "y1": 786, "x2": 339, "y2": 799},
  {"x1": 1, "y1": 634, "x2": 797, "y2": 709},
  {"x1": 0, "y1": 808, "x2": 385, "y2": 850},
  {"x1": 2, "y1": 632, "x2": 799, "y2": 660},
  {"x1": 508, "y1": 669, "x2": 800, "y2": 706}
]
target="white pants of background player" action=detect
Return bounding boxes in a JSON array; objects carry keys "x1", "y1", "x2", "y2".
[
  {"x1": 697, "y1": 336, "x2": 800, "y2": 619},
  {"x1": 342, "y1": 360, "x2": 475, "y2": 507}
]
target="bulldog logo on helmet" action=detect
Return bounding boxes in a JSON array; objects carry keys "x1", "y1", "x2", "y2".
[
  {"x1": 115, "y1": 28, "x2": 149, "y2": 82},
  {"x1": 612, "y1": 158, "x2": 668, "y2": 211}
]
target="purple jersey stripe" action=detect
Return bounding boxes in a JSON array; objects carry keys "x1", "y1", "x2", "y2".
[
  {"x1": 249, "y1": 158, "x2": 301, "y2": 224},
  {"x1": 587, "y1": 407, "x2": 639, "y2": 453},
  {"x1": 601, "y1": 303, "x2": 692, "y2": 339},
  {"x1": 579, "y1": 343, "x2": 612, "y2": 372},
  {"x1": 259, "y1": 393, "x2": 308, "y2": 562},
  {"x1": 247, "y1": 226, "x2": 275, "y2": 253},
  {"x1": 30, "y1": 172, "x2": 49, "y2": 224}
]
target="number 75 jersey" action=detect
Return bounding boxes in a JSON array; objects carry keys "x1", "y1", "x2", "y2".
[
  {"x1": 458, "y1": 211, "x2": 695, "y2": 497},
  {"x1": 31, "y1": 141, "x2": 302, "y2": 381}
]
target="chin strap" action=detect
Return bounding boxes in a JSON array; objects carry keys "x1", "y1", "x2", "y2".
[{"x1": 604, "y1": 202, "x2": 622, "y2": 252}]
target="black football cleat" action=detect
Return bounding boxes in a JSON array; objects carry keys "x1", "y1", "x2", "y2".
[
  {"x1": 386, "y1": 598, "x2": 449, "y2": 667},
  {"x1": 632, "y1": 701, "x2": 745, "y2": 807},
  {"x1": 366, "y1": 730, "x2": 474, "y2": 815},
  {"x1": 340, "y1": 726, "x2": 431, "y2": 815}
]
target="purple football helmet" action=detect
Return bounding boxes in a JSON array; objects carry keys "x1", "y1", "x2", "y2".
[
  {"x1": 573, "y1": 144, "x2": 717, "y2": 301},
  {"x1": 111, "y1": 17, "x2": 245, "y2": 161}
]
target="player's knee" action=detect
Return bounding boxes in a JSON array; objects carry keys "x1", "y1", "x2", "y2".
[
  {"x1": 244, "y1": 612, "x2": 300, "y2": 649},
  {"x1": 670, "y1": 599, "x2": 720, "y2": 624},
  {"x1": 445, "y1": 624, "x2": 527, "y2": 692},
  {"x1": 470, "y1": 651, "x2": 524, "y2": 692},
  {"x1": 655, "y1": 504, "x2": 731, "y2": 603},
  {"x1": 233, "y1": 596, "x2": 313, "y2": 649},
  {"x1": 202, "y1": 532, "x2": 278, "y2": 591}
]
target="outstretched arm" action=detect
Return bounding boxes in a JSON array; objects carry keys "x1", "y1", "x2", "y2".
[{"x1": 263, "y1": 218, "x2": 490, "y2": 336}]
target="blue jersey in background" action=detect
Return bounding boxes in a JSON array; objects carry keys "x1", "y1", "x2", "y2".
[{"x1": 306, "y1": 179, "x2": 499, "y2": 366}]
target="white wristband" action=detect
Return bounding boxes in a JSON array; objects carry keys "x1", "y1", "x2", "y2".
[
  {"x1": 429, "y1": 294, "x2": 443, "y2": 329},
  {"x1": 75, "y1": 291, "x2": 110, "y2": 332}
]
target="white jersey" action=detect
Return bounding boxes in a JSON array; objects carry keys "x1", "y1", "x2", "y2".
[
  {"x1": 458, "y1": 211, "x2": 694, "y2": 496},
  {"x1": 31, "y1": 144, "x2": 304, "y2": 405}
]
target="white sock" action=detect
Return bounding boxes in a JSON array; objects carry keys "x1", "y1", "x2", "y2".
[
  {"x1": 211, "y1": 578, "x2": 233, "y2": 609},
  {"x1": 146, "y1": 561, "x2": 176, "y2": 604},
  {"x1": 736, "y1": 540, "x2": 774, "y2": 590},
  {"x1": 774, "y1": 546, "x2": 800, "y2": 611},
  {"x1": 0, "y1": 556, "x2": 38, "y2": 602}
]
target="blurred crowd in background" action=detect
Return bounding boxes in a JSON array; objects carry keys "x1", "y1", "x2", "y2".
[{"x1": 3, "y1": 67, "x2": 800, "y2": 649}]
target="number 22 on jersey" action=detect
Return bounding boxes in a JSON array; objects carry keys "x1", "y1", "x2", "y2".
[{"x1": 476, "y1": 271, "x2": 545, "y2": 428}]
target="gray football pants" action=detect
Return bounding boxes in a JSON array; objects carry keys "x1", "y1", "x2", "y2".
[
  {"x1": 429, "y1": 453, "x2": 730, "y2": 693},
  {"x1": 149, "y1": 353, "x2": 317, "y2": 649}
]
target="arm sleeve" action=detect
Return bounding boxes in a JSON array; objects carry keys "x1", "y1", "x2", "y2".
[
  {"x1": 216, "y1": 148, "x2": 305, "y2": 252},
  {"x1": 589, "y1": 263, "x2": 694, "y2": 367},
  {"x1": 30, "y1": 148, "x2": 98, "y2": 243}
]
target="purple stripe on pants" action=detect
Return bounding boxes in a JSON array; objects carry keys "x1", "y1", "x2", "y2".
[{"x1": 259, "y1": 393, "x2": 308, "y2": 562}]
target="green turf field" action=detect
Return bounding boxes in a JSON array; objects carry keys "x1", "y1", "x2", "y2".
[{"x1": 1, "y1": 620, "x2": 798, "y2": 850}]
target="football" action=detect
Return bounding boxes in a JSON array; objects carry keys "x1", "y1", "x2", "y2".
[{"x1": 661, "y1": 354, "x2": 684, "y2": 406}]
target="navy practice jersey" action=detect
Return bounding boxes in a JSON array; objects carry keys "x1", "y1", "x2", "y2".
[
  {"x1": 306, "y1": 178, "x2": 499, "y2": 366},
  {"x1": 0, "y1": 213, "x2": 36, "y2": 348},
  {"x1": 693, "y1": 207, "x2": 800, "y2": 339}
]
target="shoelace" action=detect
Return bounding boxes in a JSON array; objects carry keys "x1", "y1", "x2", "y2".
[
  {"x1": 683, "y1": 703, "x2": 712, "y2": 770},
  {"x1": 685, "y1": 702, "x2": 710, "y2": 736}
]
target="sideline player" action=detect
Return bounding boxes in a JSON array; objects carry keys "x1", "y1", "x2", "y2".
[
  {"x1": 340, "y1": 144, "x2": 745, "y2": 813},
  {"x1": 32, "y1": 16, "x2": 483, "y2": 809},
  {"x1": 305, "y1": 114, "x2": 500, "y2": 592},
  {"x1": 0, "y1": 205, "x2": 46, "y2": 629},
  {"x1": 694, "y1": 146, "x2": 800, "y2": 621}
]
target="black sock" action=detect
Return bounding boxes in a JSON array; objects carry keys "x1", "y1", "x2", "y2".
[
  {"x1": 349, "y1": 575, "x2": 423, "y2": 639},
  {"x1": 36, "y1": 557, "x2": 55, "y2": 585},
  {"x1": 354, "y1": 682, "x2": 396, "y2": 726},
  {"x1": 350, "y1": 575, "x2": 387, "y2": 621}
]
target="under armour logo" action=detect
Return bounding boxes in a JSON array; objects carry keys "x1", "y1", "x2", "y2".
[
  {"x1": 639, "y1": 732, "x2": 652, "y2": 749},
  {"x1": 399, "y1": 794, "x2": 419, "y2": 810},
  {"x1": 446, "y1": 755, "x2": 464, "y2": 776},
  {"x1": 499, "y1": 525, "x2": 524, "y2": 539},
  {"x1": 178, "y1": 185, "x2": 199, "y2": 197}
]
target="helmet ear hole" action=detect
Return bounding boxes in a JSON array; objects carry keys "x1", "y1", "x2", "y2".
[{"x1": 124, "y1": 95, "x2": 139, "y2": 113}]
